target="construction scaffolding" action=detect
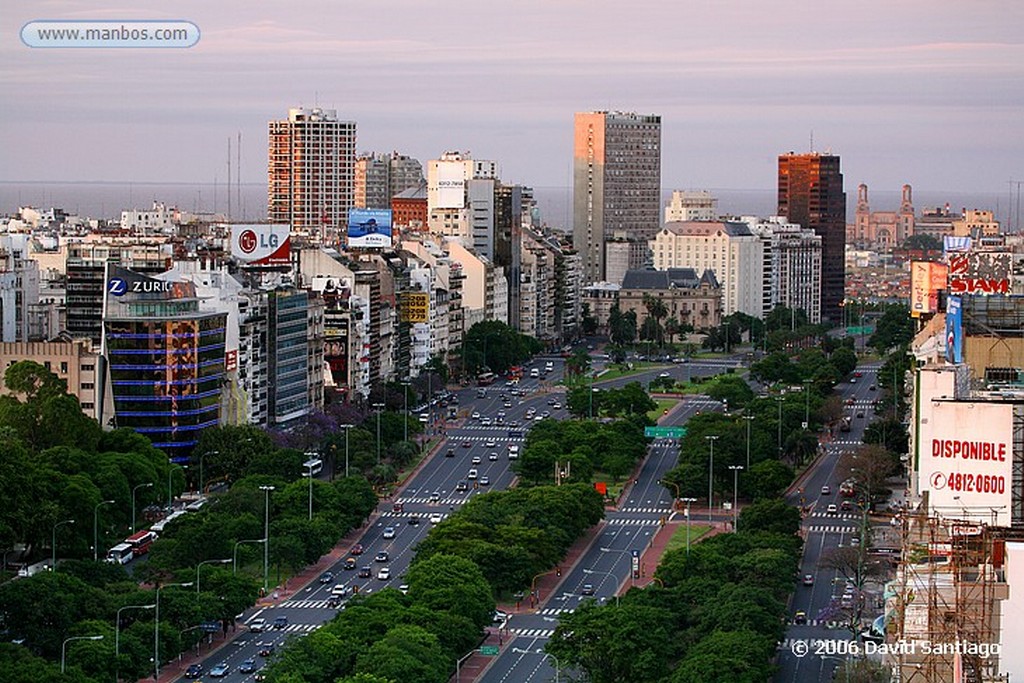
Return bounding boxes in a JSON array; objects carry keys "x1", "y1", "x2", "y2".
[{"x1": 888, "y1": 508, "x2": 1010, "y2": 683}]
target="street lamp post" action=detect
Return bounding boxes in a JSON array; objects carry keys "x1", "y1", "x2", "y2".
[
  {"x1": 131, "y1": 482, "x2": 153, "y2": 534},
  {"x1": 582, "y1": 568, "x2": 620, "y2": 606},
  {"x1": 199, "y1": 450, "x2": 217, "y2": 495},
  {"x1": 680, "y1": 498, "x2": 698, "y2": 554},
  {"x1": 168, "y1": 464, "x2": 186, "y2": 510},
  {"x1": 401, "y1": 381, "x2": 411, "y2": 443},
  {"x1": 259, "y1": 486, "x2": 275, "y2": 593},
  {"x1": 232, "y1": 538, "x2": 266, "y2": 574},
  {"x1": 52, "y1": 518, "x2": 74, "y2": 570},
  {"x1": 775, "y1": 396, "x2": 785, "y2": 456},
  {"x1": 196, "y1": 558, "x2": 232, "y2": 593},
  {"x1": 705, "y1": 435, "x2": 719, "y2": 523},
  {"x1": 115, "y1": 604, "x2": 154, "y2": 682},
  {"x1": 588, "y1": 371, "x2": 596, "y2": 419},
  {"x1": 511, "y1": 648, "x2": 560, "y2": 683},
  {"x1": 742, "y1": 415, "x2": 754, "y2": 470},
  {"x1": 339, "y1": 424, "x2": 354, "y2": 478},
  {"x1": 373, "y1": 402, "x2": 385, "y2": 465},
  {"x1": 803, "y1": 379, "x2": 812, "y2": 427},
  {"x1": 728, "y1": 466, "x2": 744, "y2": 531},
  {"x1": 304, "y1": 456, "x2": 316, "y2": 520},
  {"x1": 155, "y1": 581, "x2": 192, "y2": 681},
  {"x1": 93, "y1": 499, "x2": 114, "y2": 562},
  {"x1": 61, "y1": 634, "x2": 103, "y2": 674}
]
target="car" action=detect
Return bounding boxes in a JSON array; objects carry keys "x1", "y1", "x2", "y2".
[
  {"x1": 821, "y1": 485, "x2": 831, "y2": 495},
  {"x1": 484, "y1": 439, "x2": 497, "y2": 448},
  {"x1": 467, "y1": 468, "x2": 478, "y2": 479},
  {"x1": 392, "y1": 502, "x2": 404, "y2": 513},
  {"x1": 869, "y1": 384, "x2": 876, "y2": 391},
  {"x1": 331, "y1": 583, "x2": 350, "y2": 597},
  {"x1": 382, "y1": 526, "x2": 396, "y2": 539},
  {"x1": 249, "y1": 618, "x2": 267, "y2": 633},
  {"x1": 350, "y1": 543, "x2": 364, "y2": 555},
  {"x1": 471, "y1": 455, "x2": 482, "y2": 465},
  {"x1": 552, "y1": 402, "x2": 562, "y2": 409},
  {"x1": 802, "y1": 574, "x2": 814, "y2": 586},
  {"x1": 445, "y1": 447, "x2": 457, "y2": 458},
  {"x1": 541, "y1": 410, "x2": 551, "y2": 418},
  {"x1": 850, "y1": 536, "x2": 861, "y2": 547},
  {"x1": 429, "y1": 491, "x2": 440, "y2": 502},
  {"x1": 827, "y1": 503, "x2": 838, "y2": 515},
  {"x1": 547, "y1": 397, "x2": 557, "y2": 405},
  {"x1": 845, "y1": 397, "x2": 855, "y2": 405},
  {"x1": 210, "y1": 662, "x2": 231, "y2": 678},
  {"x1": 185, "y1": 663, "x2": 205, "y2": 678},
  {"x1": 840, "y1": 500, "x2": 853, "y2": 512},
  {"x1": 856, "y1": 411, "x2": 865, "y2": 418},
  {"x1": 492, "y1": 609, "x2": 509, "y2": 624},
  {"x1": 481, "y1": 417, "x2": 493, "y2": 426},
  {"x1": 398, "y1": 583, "x2": 409, "y2": 595},
  {"x1": 489, "y1": 452, "x2": 498, "y2": 461},
  {"x1": 257, "y1": 642, "x2": 275, "y2": 657},
  {"x1": 850, "y1": 377, "x2": 857, "y2": 383},
  {"x1": 239, "y1": 658, "x2": 258, "y2": 674},
  {"x1": 471, "y1": 411, "x2": 481, "y2": 419},
  {"x1": 327, "y1": 595, "x2": 342, "y2": 608},
  {"x1": 658, "y1": 371, "x2": 671, "y2": 378},
  {"x1": 408, "y1": 515, "x2": 421, "y2": 526},
  {"x1": 377, "y1": 567, "x2": 391, "y2": 580},
  {"x1": 344, "y1": 557, "x2": 357, "y2": 570},
  {"x1": 479, "y1": 476, "x2": 490, "y2": 486},
  {"x1": 429, "y1": 513, "x2": 443, "y2": 524},
  {"x1": 580, "y1": 583, "x2": 595, "y2": 596},
  {"x1": 375, "y1": 550, "x2": 390, "y2": 563},
  {"x1": 319, "y1": 571, "x2": 334, "y2": 584},
  {"x1": 854, "y1": 371, "x2": 863, "y2": 378},
  {"x1": 272, "y1": 616, "x2": 288, "y2": 630},
  {"x1": 359, "y1": 565, "x2": 372, "y2": 578},
  {"x1": 794, "y1": 611, "x2": 807, "y2": 625},
  {"x1": 534, "y1": 414, "x2": 544, "y2": 420},
  {"x1": 462, "y1": 440, "x2": 473, "y2": 448},
  {"x1": 455, "y1": 480, "x2": 468, "y2": 492}
]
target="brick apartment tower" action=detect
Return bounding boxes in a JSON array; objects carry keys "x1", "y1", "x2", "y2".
[
  {"x1": 777, "y1": 152, "x2": 846, "y2": 323},
  {"x1": 573, "y1": 111, "x2": 661, "y2": 284},
  {"x1": 268, "y1": 107, "x2": 356, "y2": 245}
]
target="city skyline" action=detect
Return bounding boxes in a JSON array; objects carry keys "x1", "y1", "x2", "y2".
[{"x1": 3, "y1": 1, "x2": 1022, "y2": 198}]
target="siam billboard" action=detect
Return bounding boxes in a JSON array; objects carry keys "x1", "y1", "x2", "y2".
[
  {"x1": 231, "y1": 224, "x2": 291, "y2": 265},
  {"x1": 945, "y1": 295, "x2": 963, "y2": 363},
  {"x1": 918, "y1": 401, "x2": 1013, "y2": 527},
  {"x1": 347, "y1": 209, "x2": 393, "y2": 249},
  {"x1": 910, "y1": 261, "x2": 947, "y2": 318},
  {"x1": 947, "y1": 251, "x2": 1011, "y2": 296},
  {"x1": 434, "y1": 161, "x2": 466, "y2": 209},
  {"x1": 399, "y1": 292, "x2": 430, "y2": 323}
]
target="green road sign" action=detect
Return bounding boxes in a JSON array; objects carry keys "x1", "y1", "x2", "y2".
[
  {"x1": 645, "y1": 426, "x2": 687, "y2": 438},
  {"x1": 479, "y1": 645, "x2": 500, "y2": 656}
]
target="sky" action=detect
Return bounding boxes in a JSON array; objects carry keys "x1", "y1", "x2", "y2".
[{"x1": 2, "y1": 0, "x2": 1023, "y2": 199}]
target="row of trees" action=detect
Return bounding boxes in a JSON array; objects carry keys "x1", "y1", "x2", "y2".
[
  {"x1": 546, "y1": 498, "x2": 802, "y2": 683},
  {"x1": 513, "y1": 415, "x2": 650, "y2": 485},
  {"x1": 414, "y1": 484, "x2": 605, "y2": 595},
  {"x1": 462, "y1": 320, "x2": 544, "y2": 376}
]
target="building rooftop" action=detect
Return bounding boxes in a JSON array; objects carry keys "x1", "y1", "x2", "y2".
[{"x1": 661, "y1": 220, "x2": 754, "y2": 238}]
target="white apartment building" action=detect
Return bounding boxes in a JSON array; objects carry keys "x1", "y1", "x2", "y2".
[
  {"x1": 665, "y1": 190, "x2": 718, "y2": 223},
  {"x1": 650, "y1": 221, "x2": 765, "y2": 318},
  {"x1": 444, "y1": 239, "x2": 508, "y2": 326},
  {"x1": 740, "y1": 216, "x2": 823, "y2": 324},
  {"x1": 120, "y1": 201, "x2": 177, "y2": 234},
  {"x1": 426, "y1": 151, "x2": 497, "y2": 238}
]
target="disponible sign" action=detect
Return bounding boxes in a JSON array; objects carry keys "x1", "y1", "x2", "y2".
[{"x1": 919, "y1": 401, "x2": 1013, "y2": 526}]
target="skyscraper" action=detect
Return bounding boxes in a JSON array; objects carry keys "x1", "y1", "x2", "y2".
[
  {"x1": 777, "y1": 152, "x2": 846, "y2": 323},
  {"x1": 573, "y1": 111, "x2": 662, "y2": 284},
  {"x1": 268, "y1": 107, "x2": 356, "y2": 244}
]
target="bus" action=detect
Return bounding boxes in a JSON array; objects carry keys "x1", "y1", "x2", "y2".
[
  {"x1": 477, "y1": 372, "x2": 496, "y2": 386},
  {"x1": 150, "y1": 510, "x2": 186, "y2": 535},
  {"x1": 106, "y1": 543, "x2": 134, "y2": 565},
  {"x1": 301, "y1": 458, "x2": 323, "y2": 477},
  {"x1": 125, "y1": 530, "x2": 157, "y2": 556},
  {"x1": 506, "y1": 366, "x2": 523, "y2": 381}
]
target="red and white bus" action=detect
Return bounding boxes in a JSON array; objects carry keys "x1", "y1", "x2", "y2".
[
  {"x1": 125, "y1": 530, "x2": 157, "y2": 556},
  {"x1": 106, "y1": 543, "x2": 134, "y2": 565}
]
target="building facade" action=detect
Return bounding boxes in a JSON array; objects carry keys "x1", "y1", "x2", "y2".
[
  {"x1": 617, "y1": 268, "x2": 723, "y2": 332},
  {"x1": 354, "y1": 152, "x2": 424, "y2": 211},
  {"x1": 573, "y1": 111, "x2": 662, "y2": 283},
  {"x1": 665, "y1": 190, "x2": 718, "y2": 223},
  {"x1": 777, "y1": 152, "x2": 846, "y2": 323},
  {"x1": 268, "y1": 107, "x2": 356, "y2": 245},
  {"x1": 852, "y1": 184, "x2": 914, "y2": 250}
]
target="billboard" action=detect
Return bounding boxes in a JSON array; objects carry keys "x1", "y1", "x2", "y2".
[
  {"x1": 947, "y1": 251, "x2": 1012, "y2": 296},
  {"x1": 945, "y1": 295, "x2": 963, "y2": 363},
  {"x1": 347, "y1": 209, "x2": 393, "y2": 249},
  {"x1": 918, "y1": 401, "x2": 1013, "y2": 527},
  {"x1": 434, "y1": 161, "x2": 466, "y2": 209},
  {"x1": 231, "y1": 224, "x2": 291, "y2": 265},
  {"x1": 400, "y1": 292, "x2": 430, "y2": 323},
  {"x1": 910, "y1": 261, "x2": 947, "y2": 318}
]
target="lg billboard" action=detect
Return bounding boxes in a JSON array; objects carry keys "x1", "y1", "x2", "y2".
[{"x1": 231, "y1": 224, "x2": 291, "y2": 265}]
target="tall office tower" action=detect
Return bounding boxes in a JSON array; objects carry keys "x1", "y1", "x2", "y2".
[
  {"x1": 777, "y1": 153, "x2": 846, "y2": 323},
  {"x1": 355, "y1": 152, "x2": 424, "y2": 210},
  {"x1": 573, "y1": 111, "x2": 662, "y2": 284},
  {"x1": 268, "y1": 107, "x2": 356, "y2": 245}
]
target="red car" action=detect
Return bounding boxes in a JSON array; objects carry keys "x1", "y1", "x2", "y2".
[{"x1": 350, "y1": 543, "x2": 364, "y2": 556}]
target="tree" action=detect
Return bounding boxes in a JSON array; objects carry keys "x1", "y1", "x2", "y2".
[
  {"x1": 608, "y1": 305, "x2": 637, "y2": 345},
  {"x1": 868, "y1": 305, "x2": 914, "y2": 353},
  {"x1": 354, "y1": 624, "x2": 448, "y2": 683},
  {"x1": 405, "y1": 553, "x2": 494, "y2": 629},
  {"x1": 903, "y1": 233, "x2": 942, "y2": 252},
  {"x1": 737, "y1": 498, "x2": 800, "y2": 535},
  {"x1": 671, "y1": 630, "x2": 776, "y2": 683}
]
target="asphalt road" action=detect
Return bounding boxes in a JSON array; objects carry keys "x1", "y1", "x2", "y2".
[{"x1": 774, "y1": 362, "x2": 892, "y2": 683}]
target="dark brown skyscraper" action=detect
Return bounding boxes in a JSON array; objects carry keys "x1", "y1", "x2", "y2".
[{"x1": 777, "y1": 153, "x2": 846, "y2": 323}]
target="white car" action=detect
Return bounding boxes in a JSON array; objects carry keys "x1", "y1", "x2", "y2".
[
  {"x1": 429, "y1": 513, "x2": 443, "y2": 524},
  {"x1": 471, "y1": 455, "x2": 482, "y2": 465},
  {"x1": 467, "y1": 468, "x2": 478, "y2": 480},
  {"x1": 484, "y1": 439, "x2": 497, "y2": 448},
  {"x1": 248, "y1": 618, "x2": 267, "y2": 633},
  {"x1": 377, "y1": 567, "x2": 391, "y2": 580},
  {"x1": 471, "y1": 411, "x2": 481, "y2": 419},
  {"x1": 488, "y1": 452, "x2": 498, "y2": 461},
  {"x1": 382, "y1": 526, "x2": 396, "y2": 539}
]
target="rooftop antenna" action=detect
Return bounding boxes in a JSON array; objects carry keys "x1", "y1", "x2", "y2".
[
  {"x1": 810, "y1": 130, "x2": 814, "y2": 153},
  {"x1": 237, "y1": 131, "x2": 242, "y2": 221},
  {"x1": 227, "y1": 136, "x2": 232, "y2": 221}
]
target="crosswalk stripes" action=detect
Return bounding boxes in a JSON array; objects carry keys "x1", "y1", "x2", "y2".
[
  {"x1": 806, "y1": 525, "x2": 859, "y2": 534},
  {"x1": 619, "y1": 506, "x2": 671, "y2": 514},
  {"x1": 537, "y1": 607, "x2": 574, "y2": 616},
  {"x1": 380, "y1": 510, "x2": 452, "y2": 519},
  {"x1": 282, "y1": 623, "x2": 321, "y2": 633},
  {"x1": 510, "y1": 628, "x2": 555, "y2": 639},
  {"x1": 607, "y1": 518, "x2": 661, "y2": 526},
  {"x1": 280, "y1": 599, "x2": 335, "y2": 609},
  {"x1": 808, "y1": 511, "x2": 859, "y2": 520},
  {"x1": 445, "y1": 433, "x2": 526, "y2": 442}
]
